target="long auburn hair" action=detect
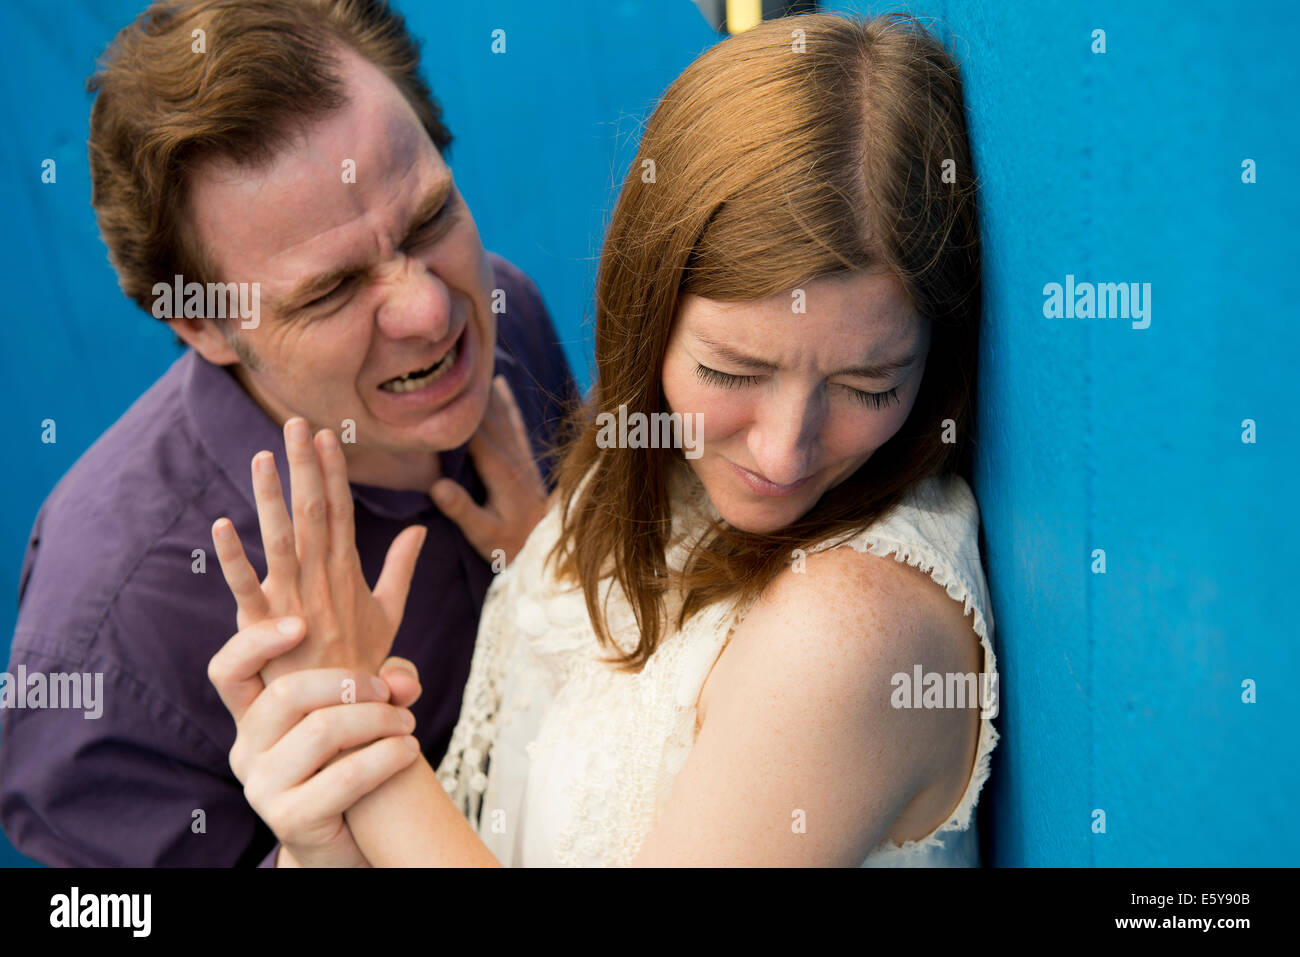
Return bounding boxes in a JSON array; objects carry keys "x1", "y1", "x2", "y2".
[{"x1": 547, "y1": 11, "x2": 982, "y2": 670}]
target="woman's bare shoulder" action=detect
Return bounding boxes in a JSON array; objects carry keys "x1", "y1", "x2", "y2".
[
  {"x1": 699, "y1": 542, "x2": 982, "y2": 809},
  {"x1": 740, "y1": 543, "x2": 980, "y2": 675}
]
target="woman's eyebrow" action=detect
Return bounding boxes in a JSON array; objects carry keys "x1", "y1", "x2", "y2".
[{"x1": 694, "y1": 332, "x2": 918, "y2": 378}]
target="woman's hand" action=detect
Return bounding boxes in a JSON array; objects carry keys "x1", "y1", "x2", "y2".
[
  {"x1": 210, "y1": 416, "x2": 427, "y2": 688},
  {"x1": 208, "y1": 616, "x2": 423, "y2": 868}
]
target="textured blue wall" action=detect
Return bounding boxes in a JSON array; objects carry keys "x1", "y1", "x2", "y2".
[
  {"x1": 0, "y1": 0, "x2": 717, "y2": 868},
  {"x1": 822, "y1": 0, "x2": 1299, "y2": 865},
  {"x1": 1, "y1": 0, "x2": 1296, "y2": 867}
]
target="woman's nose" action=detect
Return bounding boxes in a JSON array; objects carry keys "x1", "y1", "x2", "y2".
[{"x1": 746, "y1": 392, "x2": 822, "y2": 486}]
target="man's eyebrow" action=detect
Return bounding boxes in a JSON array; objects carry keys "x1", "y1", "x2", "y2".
[
  {"x1": 401, "y1": 177, "x2": 454, "y2": 241},
  {"x1": 694, "y1": 332, "x2": 919, "y2": 379},
  {"x1": 273, "y1": 261, "x2": 367, "y2": 314},
  {"x1": 272, "y1": 178, "x2": 455, "y2": 314}
]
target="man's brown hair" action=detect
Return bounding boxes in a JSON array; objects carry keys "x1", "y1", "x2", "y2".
[{"x1": 87, "y1": 0, "x2": 451, "y2": 334}]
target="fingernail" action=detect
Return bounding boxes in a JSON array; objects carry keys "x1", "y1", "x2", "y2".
[
  {"x1": 385, "y1": 658, "x2": 418, "y2": 679},
  {"x1": 318, "y1": 429, "x2": 337, "y2": 450},
  {"x1": 276, "y1": 617, "x2": 301, "y2": 635},
  {"x1": 256, "y1": 452, "x2": 275, "y2": 474},
  {"x1": 404, "y1": 735, "x2": 421, "y2": 752},
  {"x1": 370, "y1": 676, "x2": 390, "y2": 697},
  {"x1": 400, "y1": 709, "x2": 416, "y2": 730},
  {"x1": 287, "y1": 418, "x2": 308, "y2": 442}
]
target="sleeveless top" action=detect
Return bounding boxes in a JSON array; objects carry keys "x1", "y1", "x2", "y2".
[{"x1": 436, "y1": 461, "x2": 1000, "y2": 867}]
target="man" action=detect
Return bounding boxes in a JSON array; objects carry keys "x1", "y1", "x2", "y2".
[{"x1": 0, "y1": 0, "x2": 577, "y2": 866}]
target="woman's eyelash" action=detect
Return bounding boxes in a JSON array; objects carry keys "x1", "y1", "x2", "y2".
[
  {"x1": 694, "y1": 363, "x2": 900, "y2": 409},
  {"x1": 693, "y1": 364, "x2": 761, "y2": 389},
  {"x1": 846, "y1": 385, "x2": 899, "y2": 409}
]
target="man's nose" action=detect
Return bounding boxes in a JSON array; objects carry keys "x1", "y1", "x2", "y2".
[
  {"x1": 746, "y1": 390, "x2": 822, "y2": 487},
  {"x1": 375, "y1": 255, "x2": 453, "y2": 342}
]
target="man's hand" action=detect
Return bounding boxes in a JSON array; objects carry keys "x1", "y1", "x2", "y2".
[
  {"x1": 210, "y1": 417, "x2": 427, "y2": 688},
  {"x1": 208, "y1": 617, "x2": 422, "y2": 867},
  {"x1": 431, "y1": 374, "x2": 548, "y2": 566}
]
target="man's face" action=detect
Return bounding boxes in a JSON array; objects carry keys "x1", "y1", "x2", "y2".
[{"x1": 182, "y1": 48, "x2": 496, "y2": 483}]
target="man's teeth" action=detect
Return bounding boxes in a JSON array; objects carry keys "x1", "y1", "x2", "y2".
[{"x1": 380, "y1": 341, "x2": 459, "y2": 393}]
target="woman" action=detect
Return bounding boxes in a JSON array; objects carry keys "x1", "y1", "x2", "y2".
[{"x1": 209, "y1": 11, "x2": 997, "y2": 866}]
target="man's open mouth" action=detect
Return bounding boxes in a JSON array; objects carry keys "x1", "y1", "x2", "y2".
[{"x1": 378, "y1": 331, "x2": 463, "y2": 394}]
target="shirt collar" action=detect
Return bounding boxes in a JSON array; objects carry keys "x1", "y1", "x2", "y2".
[{"x1": 179, "y1": 343, "x2": 518, "y2": 522}]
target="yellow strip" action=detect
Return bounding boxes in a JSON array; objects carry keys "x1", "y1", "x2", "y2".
[{"x1": 725, "y1": 0, "x2": 763, "y2": 35}]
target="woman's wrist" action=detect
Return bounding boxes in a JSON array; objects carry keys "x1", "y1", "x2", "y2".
[{"x1": 276, "y1": 844, "x2": 300, "y2": 868}]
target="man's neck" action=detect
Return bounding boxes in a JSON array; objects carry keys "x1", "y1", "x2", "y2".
[
  {"x1": 342, "y1": 446, "x2": 442, "y2": 492},
  {"x1": 231, "y1": 363, "x2": 443, "y2": 493}
]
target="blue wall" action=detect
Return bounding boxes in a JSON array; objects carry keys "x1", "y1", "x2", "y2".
[
  {"x1": 0, "y1": 0, "x2": 718, "y2": 867},
  {"x1": 1, "y1": 0, "x2": 1295, "y2": 867},
  {"x1": 824, "y1": 0, "x2": 1298, "y2": 865}
]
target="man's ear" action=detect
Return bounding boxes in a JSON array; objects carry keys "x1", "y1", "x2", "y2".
[{"x1": 166, "y1": 317, "x2": 240, "y2": 366}]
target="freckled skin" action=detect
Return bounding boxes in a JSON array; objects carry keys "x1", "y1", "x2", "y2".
[
  {"x1": 661, "y1": 269, "x2": 932, "y2": 533},
  {"x1": 178, "y1": 47, "x2": 497, "y2": 491},
  {"x1": 663, "y1": 271, "x2": 983, "y2": 858}
]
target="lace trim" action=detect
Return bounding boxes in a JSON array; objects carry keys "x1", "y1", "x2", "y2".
[
  {"x1": 435, "y1": 565, "x2": 517, "y2": 828},
  {"x1": 829, "y1": 531, "x2": 1001, "y2": 857},
  {"x1": 436, "y1": 467, "x2": 999, "y2": 865}
]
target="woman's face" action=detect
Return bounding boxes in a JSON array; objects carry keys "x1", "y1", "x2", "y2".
[{"x1": 661, "y1": 268, "x2": 931, "y2": 534}]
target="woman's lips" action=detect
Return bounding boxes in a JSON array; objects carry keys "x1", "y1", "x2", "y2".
[{"x1": 727, "y1": 460, "x2": 813, "y2": 497}]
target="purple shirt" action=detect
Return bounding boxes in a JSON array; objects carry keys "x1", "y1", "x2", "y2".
[{"x1": 0, "y1": 253, "x2": 576, "y2": 866}]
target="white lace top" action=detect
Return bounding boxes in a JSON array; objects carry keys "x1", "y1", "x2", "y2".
[{"x1": 436, "y1": 461, "x2": 1000, "y2": 867}]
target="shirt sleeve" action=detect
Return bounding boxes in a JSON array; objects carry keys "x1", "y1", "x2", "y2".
[{"x1": 0, "y1": 641, "x2": 276, "y2": 867}]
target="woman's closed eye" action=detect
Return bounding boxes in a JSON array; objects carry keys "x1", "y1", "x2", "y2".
[
  {"x1": 693, "y1": 362, "x2": 900, "y2": 409},
  {"x1": 842, "y1": 384, "x2": 900, "y2": 409},
  {"x1": 693, "y1": 363, "x2": 760, "y2": 389}
]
